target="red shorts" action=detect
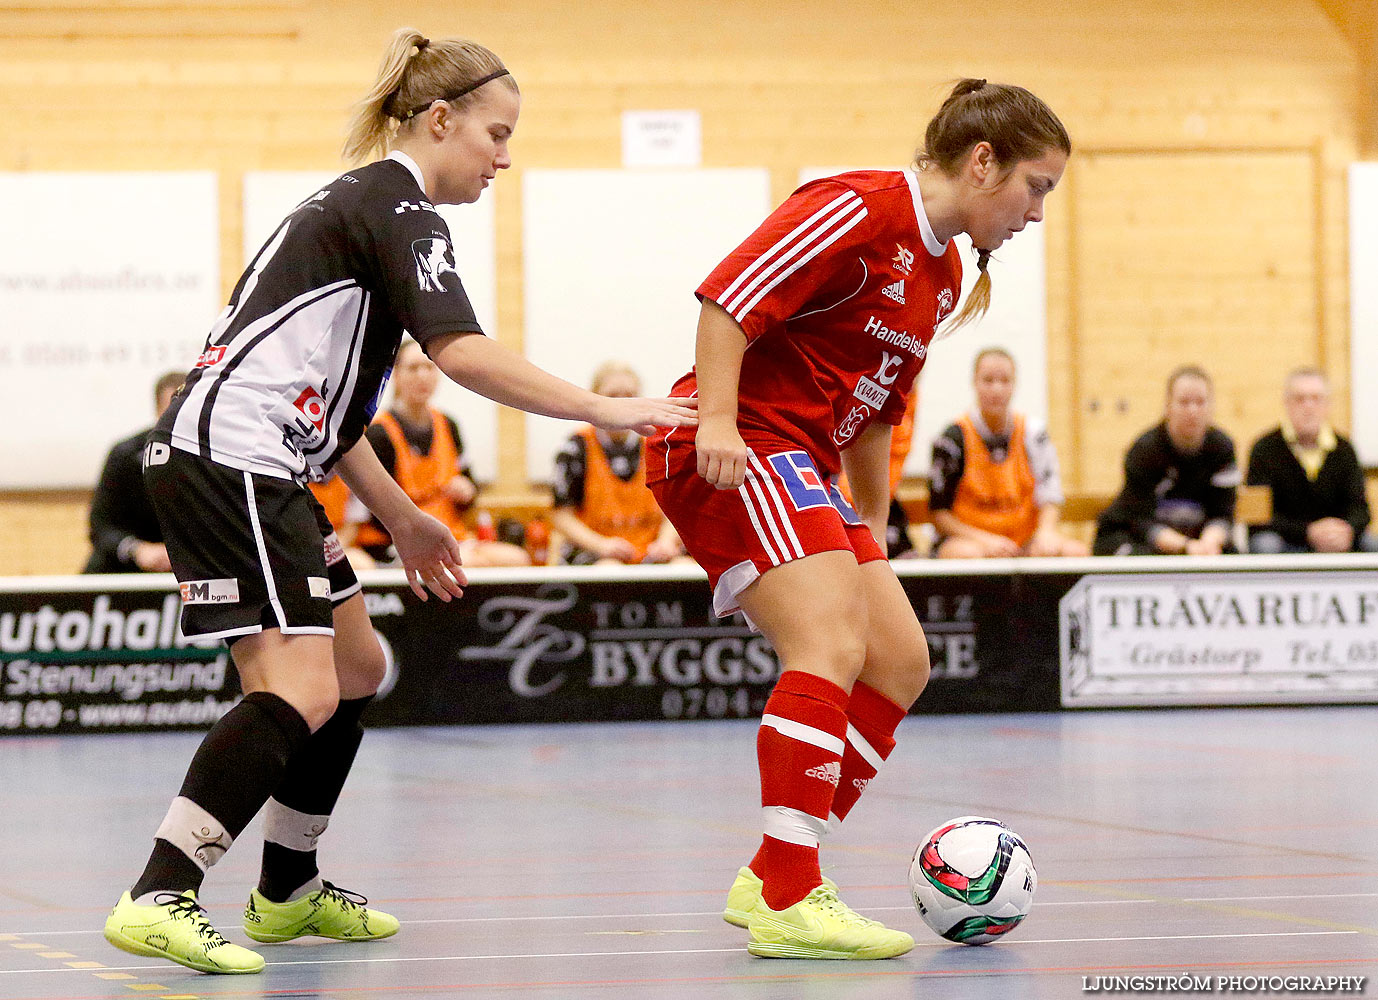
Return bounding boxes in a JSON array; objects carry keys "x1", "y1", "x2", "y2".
[{"x1": 650, "y1": 448, "x2": 885, "y2": 618}]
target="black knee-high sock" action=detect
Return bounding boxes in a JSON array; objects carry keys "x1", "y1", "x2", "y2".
[
  {"x1": 258, "y1": 695, "x2": 373, "y2": 902},
  {"x1": 130, "y1": 691, "x2": 311, "y2": 900}
]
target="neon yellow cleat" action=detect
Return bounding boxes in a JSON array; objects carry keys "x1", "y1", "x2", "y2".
[
  {"x1": 103, "y1": 890, "x2": 264, "y2": 975},
  {"x1": 242, "y1": 882, "x2": 399, "y2": 943},
  {"x1": 723, "y1": 867, "x2": 838, "y2": 928},
  {"x1": 746, "y1": 883, "x2": 914, "y2": 959}
]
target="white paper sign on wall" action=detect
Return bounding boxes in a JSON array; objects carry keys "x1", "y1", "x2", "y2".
[{"x1": 622, "y1": 110, "x2": 703, "y2": 168}]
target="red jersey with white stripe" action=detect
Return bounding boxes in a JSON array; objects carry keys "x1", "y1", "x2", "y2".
[{"x1": 648, "y1": 170, "x2": 963, "y2": 486}]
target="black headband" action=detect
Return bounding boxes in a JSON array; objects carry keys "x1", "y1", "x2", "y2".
[{"x1": 399, "y1": 69, "x2": 511, "y2": 121}]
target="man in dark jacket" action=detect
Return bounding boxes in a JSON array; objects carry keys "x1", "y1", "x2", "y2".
[
  {"x1": 1246, "y1": 368, "x2": 1376, "y2": 554},
  {"x1": 83, "y1": 372, "x2": 183, "y2": 573}
]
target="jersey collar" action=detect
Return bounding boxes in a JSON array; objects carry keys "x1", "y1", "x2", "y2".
[
  {"x1": 969, "y1": 408, "x2": 1013, "y2": 438},
  {"x1": 905, "y1": 168, "x2": 949, "y2": 258},
  {"x1": 386, "y1": 150, "x2": 428, "y2": 195}
]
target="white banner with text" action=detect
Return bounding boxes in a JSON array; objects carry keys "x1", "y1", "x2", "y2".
[{"x1": 1060, "y1": 571, "x2": 1378, "y2": 707}]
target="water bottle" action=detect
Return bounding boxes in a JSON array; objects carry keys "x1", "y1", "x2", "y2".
[{"x1": 525, "y1": 518, "x2": 550, "y2": 565}]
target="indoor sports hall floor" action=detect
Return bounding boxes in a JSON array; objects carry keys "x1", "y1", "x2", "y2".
[{"x1": 3, "y1": 708, "x2": 1376, "y2": 999}]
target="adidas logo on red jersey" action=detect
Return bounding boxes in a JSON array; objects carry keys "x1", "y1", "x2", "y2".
[
  {"x1": 881, "y1": 280, "x2": 906, "y2": 305},
  {"x1": 805, "y1": 761, "x2": 841, "y2": 786}
]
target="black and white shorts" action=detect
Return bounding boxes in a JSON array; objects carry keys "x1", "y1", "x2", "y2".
[{"x1": 143, "y1": 440, "x2": 361, "y2": 641}]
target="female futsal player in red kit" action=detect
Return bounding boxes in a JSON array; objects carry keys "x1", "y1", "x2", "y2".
[{"x1": 648, "y1": 78, "x2": 1070, "y2": 960}]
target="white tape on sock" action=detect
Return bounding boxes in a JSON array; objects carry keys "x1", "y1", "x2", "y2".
[
  {"x1": 262, "y1": 798, "x2": 331, "y2": 852},
  {"x1": 762, "y1": 805, "x2": 828, "y2": 848},
  {"x1": 761, "y1": 714, "x2": 846, "y2": 754},
  {"x1": 846, "y1": 723, "x2": 886, "y2": 771},
  {"x1": 155, "y1": 796, "x2": 233, "y2": 872}
]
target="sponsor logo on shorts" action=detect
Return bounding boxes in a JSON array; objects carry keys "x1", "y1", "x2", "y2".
[
  {"x1": 805, "y1": 761, "x2": 841, "y2": 786},
  {"x1": 307, "y1": 576, "x2": 331, "y2": 600},
  {"x1": 323, "y1": 532, "x2": 346, "y2": 567},
  {"x1": 766, "y1": 452, "x2": 832, "y2": 511},
  {"x1": 180, "y1": 579, "x2": 240, "y2": 605},
  {"x1": 853, "y1": 777, "x2": 870, "y2": 791},
  {"x1": 827, "y1": 480, "x2": 863, "y2": 526}
]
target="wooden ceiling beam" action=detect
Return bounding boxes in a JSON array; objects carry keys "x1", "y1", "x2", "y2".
[{"x1": 1313, "y1": 0, "x2": 1376, "y2": 156}]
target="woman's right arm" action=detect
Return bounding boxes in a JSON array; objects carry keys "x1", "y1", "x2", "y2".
[
  {"x1": 333, "y1": 437, "x2": 466, "y2": 601},
  {"x1": 694, "y1": 300, "x2": 749, "y2": 490}
]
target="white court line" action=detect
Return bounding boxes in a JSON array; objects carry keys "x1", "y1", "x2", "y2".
[
  {"x1": 406, "y1": 910, "x2": 725, "y2": 924},
  {"x1": 0, "y1": 929, "x2": 1357, "y2": 975},
  {"x1": 0, "y1": 949, "x2": 745, "y2": 975},
  {"x1": 1012, "y1": 930, "x2": 1356, "y2": 945},
  {"x1": 1179, "y1": 903, "x2": 1378, "y2": 909}
]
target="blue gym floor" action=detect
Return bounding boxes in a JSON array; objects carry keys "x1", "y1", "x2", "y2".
[{"x1": 3, "y1": 708, "x2": 1376, "y2": 998}]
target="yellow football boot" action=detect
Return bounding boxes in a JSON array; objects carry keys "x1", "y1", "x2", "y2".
[
  {"x1": 243, "y1": 881, "x2": 398, "y2": 943},
  {"x1": 723, "y1": 867, "x2": 839, "y2": 928},
  {"x1": 104, "y1": 890, "x2": 264, "y2": 974},
  {"x1": 746, "y1": 883, "x2": 914, "y2": 959}
]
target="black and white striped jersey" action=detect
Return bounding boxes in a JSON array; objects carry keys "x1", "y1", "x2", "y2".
[{"x1": 155, "y1": 151, "x2": 484, "y2": 483}]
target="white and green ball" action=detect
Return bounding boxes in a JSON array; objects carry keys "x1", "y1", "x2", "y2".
[{"x1": 908, "y1": 816, "x2": 1037, "y2": 945}]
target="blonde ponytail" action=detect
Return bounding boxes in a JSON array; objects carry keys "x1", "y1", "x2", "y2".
[
  {"x1": 343, "y1": 27, "x2": 429, "y2": 164},
  {"x1": 342, "y1": 27, "x2": 518, "y2": 165},
  {"x1": 936, "y1": 248, "x2": 991, "y2": 339}
]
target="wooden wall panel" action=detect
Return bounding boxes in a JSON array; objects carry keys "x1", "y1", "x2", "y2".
[
  {"x1": 0, "y1": 494, "x2": 90, "y2": 576},
  {"x1": 1070, "y1": 149, "x2": 1319, "y2": 493}
]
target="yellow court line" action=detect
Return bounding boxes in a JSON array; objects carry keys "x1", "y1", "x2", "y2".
[
  {"x1": 0, "y1": 934, "x2": 17, "y2": 941},
  {"x1": 158, "y1": 995, "x2": 201, "y2": 999},
  {"x1": 95, "y1": 972, "x2": 138, "y2": 980},
  {"x1": 38, "y1": 951, "x2": 76, "y2": 958},
  {"x1": 1057, "y1": 880, "x2": 1378, "y2": 937},
  {"x1": 11, "y1": 942, "x2": 48, "y2": 949},
  {"x1": 125, "y1": 986, "x2": 168, "y2": 993},
  {"x1": 65, "y1": 960, "x2": 106, "y2": 968}
]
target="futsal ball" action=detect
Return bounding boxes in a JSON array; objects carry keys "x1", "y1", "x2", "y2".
[{"x1": 908, "y1": 816, "x2": 1036, "y2": 945}]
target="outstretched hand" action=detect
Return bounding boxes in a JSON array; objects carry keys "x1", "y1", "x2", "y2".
[
  {"x1": 389, "y1": 510, "x2": 468, "y2": 602},
  {"x1": 593, "y1": 395, "x2": 698, "y2": 436}
]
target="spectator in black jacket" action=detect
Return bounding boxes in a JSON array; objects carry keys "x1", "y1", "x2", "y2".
[
  {"x1": 83, "y1": 371, "x2": 183, "y2": 573},
  {"x1": 1246, "y1": 368, "x2": 1376, "y2": 554},
  {"x1": 1094, "y1": 366, "x2": 1239, "y2": 556}
]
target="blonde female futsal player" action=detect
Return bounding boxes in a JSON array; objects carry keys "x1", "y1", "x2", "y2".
[
  {"x1": 648, "y1": 79, "x2": 1069, "y2": 960},
  {"x1": 103, "y1": 28, "x2": 695, "y2": 975}
]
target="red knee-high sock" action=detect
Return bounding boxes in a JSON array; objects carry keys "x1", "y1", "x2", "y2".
[
  {"x1": 747, "y1": 670, "x2": 849, "y2": 911},
  {"x1": 829, "y1": 680, "x2": 907, "y2": 825}
]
